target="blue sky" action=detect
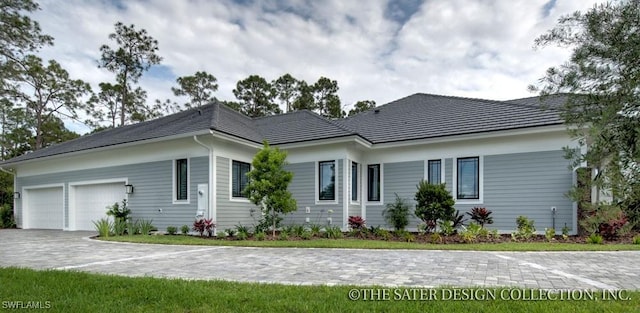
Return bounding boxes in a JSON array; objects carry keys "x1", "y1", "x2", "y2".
[{"x1": 30, "y1": 0, "x2": 599, "y2": 133}]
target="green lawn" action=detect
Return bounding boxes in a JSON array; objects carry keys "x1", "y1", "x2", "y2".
[
  {"x1": 0, "y1": 267, "x2": 637, "y2": 313},
  {"x1": 99, "y1": 235, "x2": 640, "y2": 251}
]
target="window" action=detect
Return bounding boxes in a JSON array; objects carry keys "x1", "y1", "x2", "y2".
[
  {"x1": 428, "y1": 160, "x2": 441, "y2": 184},
  {"x1": 367, "y1": 164, "x2": 380, "y2": 201},
  {"x1": 318, "y1": 161, "x2": 335, "y2": 201},
  {"x1": 232, "y1": 160, "x2": 251, "y2": 198},
  {"x1": 351, "y1": 162, "x2": 358, "y2": 202},
  {"x1": 175, "y1": 159, "x2": 188, "y2": 201},
  {"x1": 457, "y1": 157, "x2": 479, "y2": 199}
]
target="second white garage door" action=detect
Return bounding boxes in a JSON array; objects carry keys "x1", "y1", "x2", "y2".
[{"x1": 71, "y1": 182, "x2": 127, "y2": 231}]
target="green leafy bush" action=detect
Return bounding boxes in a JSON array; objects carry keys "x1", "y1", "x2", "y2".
[
  {"x1": 429, "y1": 233, "x2": 442, "y2": 244},
  {"x1": 460, "y1": 223, "x2": 482, "y2": 243},
  {"x1": 113, "y1": 219, "x2": 127, "y2": 236},
  {"x1": 382, "y1": 193, "x2": 411, "y2": 231},
  {"x1": 180, "y1": 224, "x2": 190, "y2": 235},
  {"x1": 127, "y1": 220, "x2": 139, "y2": 235},
  {"x1": 106, "y1": 200, "x2": 130, "y2": 224},
  {"x1": 0, "y1": 204, "x2": 16, "y2": 228},
  {"x1": 545, "y1": 228, "x2": 556, "y2": 242},
  {"x1": 255, "y1": 231, "x2": 266, "y2": 241},
  {"x1": 139, "y1": 219, "x2": 154, "y2": 235},
  {"x1": 166, "y1": 226, "x2": 177, "y2": 235},
  {"x1": 300, "y1": 230, "x2": 312, "y2": 240},
  {"x1": 236, "y1": 232, "x2": 248, "y2": 240},
  {"x1": 278, "y1": 231, "x2": 289, "y2": 241},
  {"x1": 414, "y1": 181, "x2": 455, "y2": 233},
  {"x1": 324, "y1": 226, "x2": 343, "y2": 239},
  {"x1": 225, "y1": 228, "x2": 236, "y2": 238},
  {"x1": 217, "y1": 230, "x2": 228, "y2": 238},
  {"x1": 235, "y1": 224, "x2": 250, "y2": 238},
  {"x1": 633, "y1": 235, "x2": 640, "y2": 245},
  {"x1": 93, "y1": 218, "x2": 112, "y2": 237},
  {"x1": 586, "y1": 233, "x2": 604, "y2": 244},
  {"x1": 512, "y1": 216, "x2": 536, "y2": 240},
  {"x1": 438, "y1": 220, "x2": 455, "y2": 236},
  {"x1": 310, "y1": 224, "x2": 322, "y2": 237},
  {"x1": 292, "y1": 225, "x2": 306, "y2": 237}
]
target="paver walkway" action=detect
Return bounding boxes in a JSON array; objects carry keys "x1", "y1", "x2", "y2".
[{"x1": 1, "y1": 229, "x2": 639, "y2": 290}]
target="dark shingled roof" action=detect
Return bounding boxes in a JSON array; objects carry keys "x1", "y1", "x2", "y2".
[
  {"x1": 336, "y1": 93, "x2": 565, "y2": 144},
  {"x1": 255, "y1": 110, "x2": 357, "y2": 145},
  {"x1": 1, "y1": 93, "x2": 566, "y2": 165}
]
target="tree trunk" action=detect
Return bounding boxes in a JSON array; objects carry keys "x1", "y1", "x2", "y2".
[{"x1": 272, "y1": 207, "x2": 276, "y2": 238}]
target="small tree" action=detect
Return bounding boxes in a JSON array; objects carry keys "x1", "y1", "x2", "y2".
[
  {"x1": 382, "y1": 193, "x2": 411, "y2": 231},
  {"x1": 244, "y1": 141, "x2": 297, "y2": 237},
  {"x1": 414, "y1": 180, "x2": 455, "y2": 232}
]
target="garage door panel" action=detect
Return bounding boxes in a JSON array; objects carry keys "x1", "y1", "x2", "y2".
[
  {"x1": 25, "y1": 187, "x2": 63, "y2": 229},
  {"x1": 73, "y1": 182, "x2": 126, "y2": 231}
]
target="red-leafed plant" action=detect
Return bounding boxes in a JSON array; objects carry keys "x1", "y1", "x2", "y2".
[
  {"x1": 598, "y1": 213, "x2": 628, "y2": 240},
  {"x1": 193, "y1": 219, "x2": 205, "y2": 237},
  {"x1": 204, "y1": 218, "x2": 216, "y2": 237},
  {"x1": 348, "y1": 216, "x2": 366, "y2": 230},
  {"x1": 467, "y1": 207, "x2": 494, "y2": 228}
]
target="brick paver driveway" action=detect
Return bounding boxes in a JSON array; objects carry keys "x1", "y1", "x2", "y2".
[{"x1": 1, "y1": 229, "x2": 639, "y2": 290}]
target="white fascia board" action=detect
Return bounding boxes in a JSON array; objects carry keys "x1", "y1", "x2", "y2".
[
  {"x1": 273, "y1": 135, "x2": 371, "y2": 150},
  {"x1": 6, "y1": 130, "x2": 212, "y2": 168},
  {"x1": 370, "y1": 125, "x2": 568, "y2": 150}
]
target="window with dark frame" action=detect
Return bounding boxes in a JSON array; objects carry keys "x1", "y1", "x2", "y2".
[
  {"x1": 457, "y1": 157, "x2": 479, "y2": 199},
  {"x1": 318, "y1": 161, "x2": 335, "y2": 201},
  {"x1": 232, "y1": 160, "x2": 251, "y2": 198},
  {"x1": 367, "y1": 164, "x2": 380, "y2": 201},
  {"x1": 175, "y1": 159, "x2": 188, "y2": 201},
  {"x1": 427, "y1": 159, "x2": 441, "y2": 184},
  {"x1": 351, "y1": 162, "x2": 358, "y2": 202}
]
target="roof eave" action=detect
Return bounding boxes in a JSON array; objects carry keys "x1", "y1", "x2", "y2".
[
  {"x1": 370, "y1": 124, "x2": 568, "y2": 149},
  {"x1": 1, "y1": 130, "x2": 213, "y2": 168}
]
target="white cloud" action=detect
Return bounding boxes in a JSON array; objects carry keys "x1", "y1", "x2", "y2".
[{"x1": 28, "y1": 0, "x2": 600, "y2": 133}]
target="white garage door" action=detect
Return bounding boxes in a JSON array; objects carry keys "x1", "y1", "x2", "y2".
[
  {"x1": 72, "y1": 182, "x2": 127, "y2": 231},
  {"x1": 24, "y1": 187, "x2": 64, "y2": 229}
]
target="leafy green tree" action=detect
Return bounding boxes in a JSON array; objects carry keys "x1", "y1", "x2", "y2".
[
  {"x1": 89, "y1": 82, "x2": 120, "y2": 128},
  {"x1": 531, "y1": 0, "x2": 640, "y2": 229},
  {"x1": 348, "y1": 100, "x2": 376, "y2": 116},
  {"x1": 414, "y1": 180, "x2": 455, "y2": 233},
  {"x1": 7, "y1": 55, "x2": 90, "y2": 150},
  {"x1": 0, "y1": 0, "x2": 52, "y2": 60},
  {"x1": 272, "y1": 73, "x2": 299, "y2": 113},
  {"x1": 172, "y1": 71, "x2": 218, "y2": 108},
  {"x1": 98, "y1": 22, "x2": 162, "y2": 126},
  {"x1": 243, "y1": 141, "x2": 297, "y2": 237},
  {"x1": 233, "y1": 75, "x2": 280, "y2": 118},
  {"x1": 290, "y1": 80, "x2": 315, "y2": 111},
  {"x1": 221, "y1": 100, "x2": 242, "y2": 112},
  {"x1": 312, "y1": 77, "x2": 344, "y2": 118}
]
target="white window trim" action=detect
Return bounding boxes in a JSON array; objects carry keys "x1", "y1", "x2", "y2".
[
  {"x1": 172, "y1": 158, "x2": 190, "y2": 204},
  {"x1": 366, "y1": 163, "x2": 383, "y2": 205},
  {"x1": 349, "y1": 161, "x2": 360, "y2": 205},
  {"x1": 315, "y1": 160, "x2": 339, "y2": 205},
  {"x1": 424, "y1": 159, "x2": 445, "y2": 185},
  {"x1": 229, "y1": 158, "x2": 252, "y2": 203},
  {"x1": 452, "y1": 156, "x2": 483, "y2": 205}
]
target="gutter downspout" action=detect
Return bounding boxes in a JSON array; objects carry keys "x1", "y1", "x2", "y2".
[
  {"x1": 0, "y1": 166, "x2": 17, "y2": 227},
  {"x1": 193, "y1": 134, "x2": 215, "y2": 221}
]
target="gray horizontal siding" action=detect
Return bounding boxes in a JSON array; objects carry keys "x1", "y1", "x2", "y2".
[
  {"x1": 216, "y1": 156, "x2": 255, "y2": 230},
  {"x1": 367, "y1": 161, "x2": 424, "y2": 229},
  {"x1": 454, "y1": 150, "x2": 573, "y2": 232},
  {"x1": 285, "y1": 160, "x2": 343, "y2": 228},
  {"x1": 15, "y1": 157, "x2": 209, "y2": 231}
]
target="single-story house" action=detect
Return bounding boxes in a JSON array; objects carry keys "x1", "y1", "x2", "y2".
[{"x1": 0, "y1": 93, "x2": 579, "y2": 233}]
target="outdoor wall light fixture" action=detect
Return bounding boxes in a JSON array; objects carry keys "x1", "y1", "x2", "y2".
[
  {"x1": 13, "y1": 192, "x2": 20, "y2": 199},
  {"x1": 125, "y1": 184, "x2": 134, "y2": 194}
]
